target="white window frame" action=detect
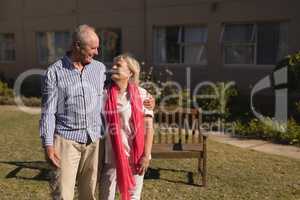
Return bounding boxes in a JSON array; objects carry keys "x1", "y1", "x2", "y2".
[
  {"x1": 36, "y1": 31, "x2": 71, "y2": 64},
  {"x1": 153, "y1": 25, "x2": 208, "y2": 66},
  {"x1": 95, "y1": 28, "x2": 122, "y2": 64},
  {"x1": 0, "y1": 33, "x2": 16, "y2": 63},
  {"x1": 222, "y1": 22, "x2": 288, "y2": 68}
]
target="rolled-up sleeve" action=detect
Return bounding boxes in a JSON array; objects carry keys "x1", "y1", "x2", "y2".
[
  {"x1": 139, "y1": 87, "x2": 154, "y2": 118},
  {"x1": 39, "y1": 68, "x2": 58, "y2": 146}
]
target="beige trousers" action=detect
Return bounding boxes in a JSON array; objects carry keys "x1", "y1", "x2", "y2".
[{"x1": 49, "y1": 134, "x2": 100, "y2": 200}]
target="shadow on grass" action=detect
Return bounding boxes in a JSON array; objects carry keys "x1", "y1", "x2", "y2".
[
  {"x1": 144, "y1": 167, "x2": 203, "y2": 187},
  {"x1": 0, "y1": 160, "x2": 51, "y2": 181},
  {"x1": 0, "y1": 161, "x2": 205, "y2": 187}
]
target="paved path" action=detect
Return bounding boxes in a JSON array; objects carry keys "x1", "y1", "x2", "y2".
[{"x1": 208, "y1": 132, "x2": 300, "y2": 160}]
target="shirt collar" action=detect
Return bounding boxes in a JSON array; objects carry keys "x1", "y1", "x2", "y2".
[
  {"x1": 62, "y1": 52, "x2": 75, "y2": 70},
  {"x1": 62, "y1": 52, "x2": 94, "y2": 72}
]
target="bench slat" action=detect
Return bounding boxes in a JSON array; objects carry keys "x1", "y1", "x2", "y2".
[{"x1": 152, "y1": 108, "x2": 207, "y2": 186}]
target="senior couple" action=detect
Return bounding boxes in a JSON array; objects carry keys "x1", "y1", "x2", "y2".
[{"x1": 39, "y1": 24, "x2": 155, "y2": 200}]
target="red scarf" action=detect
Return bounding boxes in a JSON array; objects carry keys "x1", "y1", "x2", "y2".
[{"x1": 105, "y1": 82, "x2": 145, "y2": 200}]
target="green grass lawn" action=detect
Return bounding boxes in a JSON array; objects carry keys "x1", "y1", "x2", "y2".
[{"x1": 0, "y1": 106, "x2": 300, "y2": 200}]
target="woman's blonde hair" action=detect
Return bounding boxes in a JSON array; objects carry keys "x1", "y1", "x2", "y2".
[{"x1": 113, "y1": 53, "x2": 140, "y2": 84}]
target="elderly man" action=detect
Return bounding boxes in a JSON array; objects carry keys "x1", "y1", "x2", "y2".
[{"x1": 39, "y1": 24, "x2": 153, "y2": 200}]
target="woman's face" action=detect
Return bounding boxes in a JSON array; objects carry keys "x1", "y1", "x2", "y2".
[{"x1": 111, "y1": 59, "x2": 132, "y2": 82}]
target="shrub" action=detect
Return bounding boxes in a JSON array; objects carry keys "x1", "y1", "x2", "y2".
[
  {"x1": 21, "y1": 97, "x2": 41, "y2": 107},
  {"x1": 0, "y1": 96, "x2": 15, "y2": 105},
  {"x1": 274, "y1": 51, "x2": 300, "y2": 91},
  {"x1": 234, "y1": 118, "x2": 300, "y2": 145},
  {"x1": 0, "y1": 96, "x2": 41, "y2": 107},
  {"x1": 274, "y1": 51, "x2": 300, "y2": 120},
  {"x1": 0, "y1": 80, "x2": 13, "y2": 97},
  {"x1": 194, "y1": 82, "x2": 238, "y2": 122},
  {"x1": 0, "y1": 80, "x2": 41, "y2": 107},
  {"x1": 140, "y1": 66, "x2": 180, "y2": 108}
]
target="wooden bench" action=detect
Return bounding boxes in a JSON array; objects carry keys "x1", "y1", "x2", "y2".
[{"x1": 151, "y1": 107, "x2": 208, "y2": 186}]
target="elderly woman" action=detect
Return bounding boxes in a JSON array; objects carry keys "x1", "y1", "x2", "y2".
[{"x1": 100, "y1": 53, "x2": 154, "y2": 200}]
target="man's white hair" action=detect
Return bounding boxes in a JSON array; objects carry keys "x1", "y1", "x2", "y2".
[{"x1": 72, "y1": 24, "x2": 97, "y2": 47}]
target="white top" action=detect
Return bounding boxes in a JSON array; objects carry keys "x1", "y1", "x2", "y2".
[{"x1": 103, "y1": 87, "x2": 154, "y2": 164}]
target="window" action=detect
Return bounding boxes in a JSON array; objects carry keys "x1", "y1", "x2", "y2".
[
  {"x1": 96, "y1": 29, "x2": 121, "y2": 63},
  {"x1": 222, "y1": 22, "x2": 288, "y2": 65},
  {"x1": 0, "y1": 33, "x2": 16, "y2": 62},
  {"x1": 153, "y1": 26, "x2": 208, "y2": 65},
  {"x1": 36, "y1": 31, "x2": 70, "y2": 64}
]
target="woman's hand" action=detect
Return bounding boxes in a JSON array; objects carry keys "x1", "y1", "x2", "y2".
[
  {"x1": 143, "y1": 95, "x2": 155, "y2": 110},
  {"x1": 138, "y1": 156, "x2": 151, "y2": 175}
]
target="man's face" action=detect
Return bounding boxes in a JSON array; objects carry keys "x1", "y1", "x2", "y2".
[{"x1": 79, "y1": 33, "x2": 99, "y2": 65}]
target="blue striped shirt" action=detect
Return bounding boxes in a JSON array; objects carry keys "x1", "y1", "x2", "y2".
[{"x1": 39, "y1": 55, "x2": 106, "y2": 146}]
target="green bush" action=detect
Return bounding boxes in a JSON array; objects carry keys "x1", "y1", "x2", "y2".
[
  {"x1": 21, "y1": 97, "x2": 41, "y2": 107},
  {"x1": 0, "y1": 80, "x2": 13, "y2": 97},
  {"x1": 0, "y1": 96, "x2": 41, "y2": 107},
  {"x1": 0, "y1": 96, "x2": 15, "y2": 105},
  {"x1": 286, "y1": 119, "x2": 300, "y2": 145},
  {"x1": 274, "y1": 51, "x2": 300, "y2": 120},
  {"x1": 234, "y1": 118, "x2": 300, "y2": 145},
  {"x1": 274, "y1": 51, "x2": 300, "y2": 91},
  {"x1": 194, "y1": 82, "x2": 238, "y2": 122},
  {"x1": 232, "y1": 51, "x2": 300, "y2": 145},
  {"x1": 0, "y1": 80, "x2": 41, "y2": 107},
  {"x1": 141, "y1": 67, "x2": 194, "y2": 109},
  {"x1": 141, "y1": 67, "x2": 238, "y2": 116}
]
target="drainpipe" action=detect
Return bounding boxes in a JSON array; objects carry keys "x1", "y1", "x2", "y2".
[
  {"x1": 143, "y1": 0, "x2": 148, "y2": 65},
  {"x1": 75, "y1": 0, "x2": 79, "y2": 26}
]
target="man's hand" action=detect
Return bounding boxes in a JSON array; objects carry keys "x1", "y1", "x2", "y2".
[
  {"x1": 138, "y1": 156, "x2": 150, "y2": 175},
  {"x1": 45, "y1": 145, "x2": 60, "y2": 168},
  {"x1": 143, "y1": 95, "x2": 155, "y2": 110}
]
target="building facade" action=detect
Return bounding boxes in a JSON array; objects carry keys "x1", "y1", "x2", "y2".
[{"x1": 0, "y1": 0, "x2": 299, "y2": 93}]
